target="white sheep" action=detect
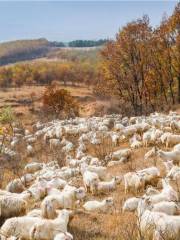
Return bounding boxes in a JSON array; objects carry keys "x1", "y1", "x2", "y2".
[
  {"x1": 1, "y1": 216, "x2": 41, "y2": 239},
  {"x1": 122, "y1": 197, "x2": 139, "y2": 212},
  {"x1": 158, "y1": 149, "x2": 180, "y2": 164},
  {"x1": 30, "y1": 210, "x2": 71, "y2": 240},
  {"x1": 41, "y1": 187, "x2": 85, "y2": 218},
  {"x1": 94, "y1": 176, "x2": 121, "y2": 193},
  {"x1": 124, "y1": 172, "x2": 145, "y2": 194},
  {"x1": 112, "y1": 148, "x2": 131, "y2": 161},
  {"x1": 82, "y1": 170, "x2": 99, "y2": 194},
  {"x1": 83, "y1": 197, "x2": 114, "y2": 212},
  {"x1": 166, "y1": 134, "x2": 180, "y2": 148}
]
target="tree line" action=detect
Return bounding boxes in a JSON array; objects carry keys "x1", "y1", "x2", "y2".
[
  {"x1": 0, "y1": 61, "x2": 98, "y2": 88},
  {"x1": 95, "y1": 3, "x2": 180, "y2": 115}
]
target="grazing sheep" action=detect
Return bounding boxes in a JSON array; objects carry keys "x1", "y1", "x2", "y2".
[{"x1": 83, "y1": 197, "x2": 114, "y2": 212}]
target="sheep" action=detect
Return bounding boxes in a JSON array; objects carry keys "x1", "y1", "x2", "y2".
[
  {"x1": 0, "y1": 195, "x2": 27, "y2": 218},
  {"x1": 158, "y1": 149, "x2": 180, "y2": 164},
  {"x1": 166, "y1": 134, "x2": 180, "y2": 148},
  {"x1": 30, "y1": 210, "x2": 71, "y2": 240},
  {"x1": 94, "y1": 176, "x2": 121, "y2": 193},
  {"x1": 46, "y1": 177, "x2": 67, "y2": 190},
  {"x1": 83, "y1": 197, "x2": 114, "y2": 212},
  {"x1": 139, "y1": 209, "x2": 180, "y2": 240},
  {"x1": 124, "y1": 172, "x2": 145, "y2": 194},
  {"x1": 6, "y1": 179, "x2": 25, "y2": 193},
  {"x1": 54, "y1": 232, "x2": 73, "y2": 240},
  {"x1": 112, "y1": 148, "x2": 132, "y2": 161},
  {"x1": 41, "y1": 187, "x2": 85, "y2": 218},
  {"x1": 83, "y1": 165, "x2": 107, "y2": 180},
  {"x1": 24, "y1": 162, "x2": 43, "y2": 174},
  {"x1": 1, "y1": 216, "x2": 41, "y2": 239},
  {"x1": 122, "y1": 197, "x2": 140, "y2": 212},
  {"x1": 151, "y1": 201, "x2": 179, "y2": 215},
  {"x1": 82, "y1": 170, "x2": 100, "y2": 194},
  {"x1": 137, "y1": 167, "x2": 160, "y2": 187},
  {"x1": 144, "y1": 179, "x2": 178, "y2": 204}
]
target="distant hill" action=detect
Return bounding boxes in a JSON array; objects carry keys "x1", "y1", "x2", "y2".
[
  {"x1": 0, "y1": 38, "x2": 108, "y2": 66},
  {"x1": 0, "y1": 38, "x2": 52, "y2": 65}
]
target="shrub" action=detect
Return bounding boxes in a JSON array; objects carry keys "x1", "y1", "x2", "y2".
[{"x1": 42, "y1": 84, "x2": 79, "y2": 119}]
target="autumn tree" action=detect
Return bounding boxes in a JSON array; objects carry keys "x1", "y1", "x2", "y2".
[
  {"x1": 42, "y1": 84, "x2": 79, "y2": 119},
  {"x1": 98, "y1": 3, "x2": 180, "y2": 115}
]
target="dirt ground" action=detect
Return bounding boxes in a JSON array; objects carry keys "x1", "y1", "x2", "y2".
[{"x1": 0, "y1": 85, "x2": 115, "y2": 126}]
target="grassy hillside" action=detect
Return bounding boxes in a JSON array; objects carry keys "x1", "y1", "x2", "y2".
[
  {"x1": 0, "y1": 38, "x2": 52, "y2": 65},
  {"x1": 0, "y1": 38, "x2": 105, "y2": 66}
]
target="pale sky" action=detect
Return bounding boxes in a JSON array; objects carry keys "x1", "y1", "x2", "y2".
[{"x1": 0, "y1": 1, "x2": 178, "y2": 42}]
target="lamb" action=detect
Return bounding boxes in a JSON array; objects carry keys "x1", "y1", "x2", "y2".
[
  {"x1": 124, "y1": 172, "x2": 145, "y2": 194},
  {"x1": 83, "y1": 197, "x2": 114, "y2": 212},
  {"x1": 30, "y1": 210, "x2": 71, "y2": 240},
  {"x1": 54, "y1": 232, "x2": 73, "y2": 240},
  {"x1": 122, "y1": 197, "x2": 139, "y2": 212},
  {"x1": 0, "y1": 195, "x2": 27, "y2": 218}
]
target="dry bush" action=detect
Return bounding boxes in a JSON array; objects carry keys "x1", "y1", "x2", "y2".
[{"x1": 42, "y1": 84, "x2": 79, "y2": 120}]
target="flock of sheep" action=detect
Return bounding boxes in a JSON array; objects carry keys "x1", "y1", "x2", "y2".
[{"x1": 0, "y1": 111, "x2": 180, "y2": 240}]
